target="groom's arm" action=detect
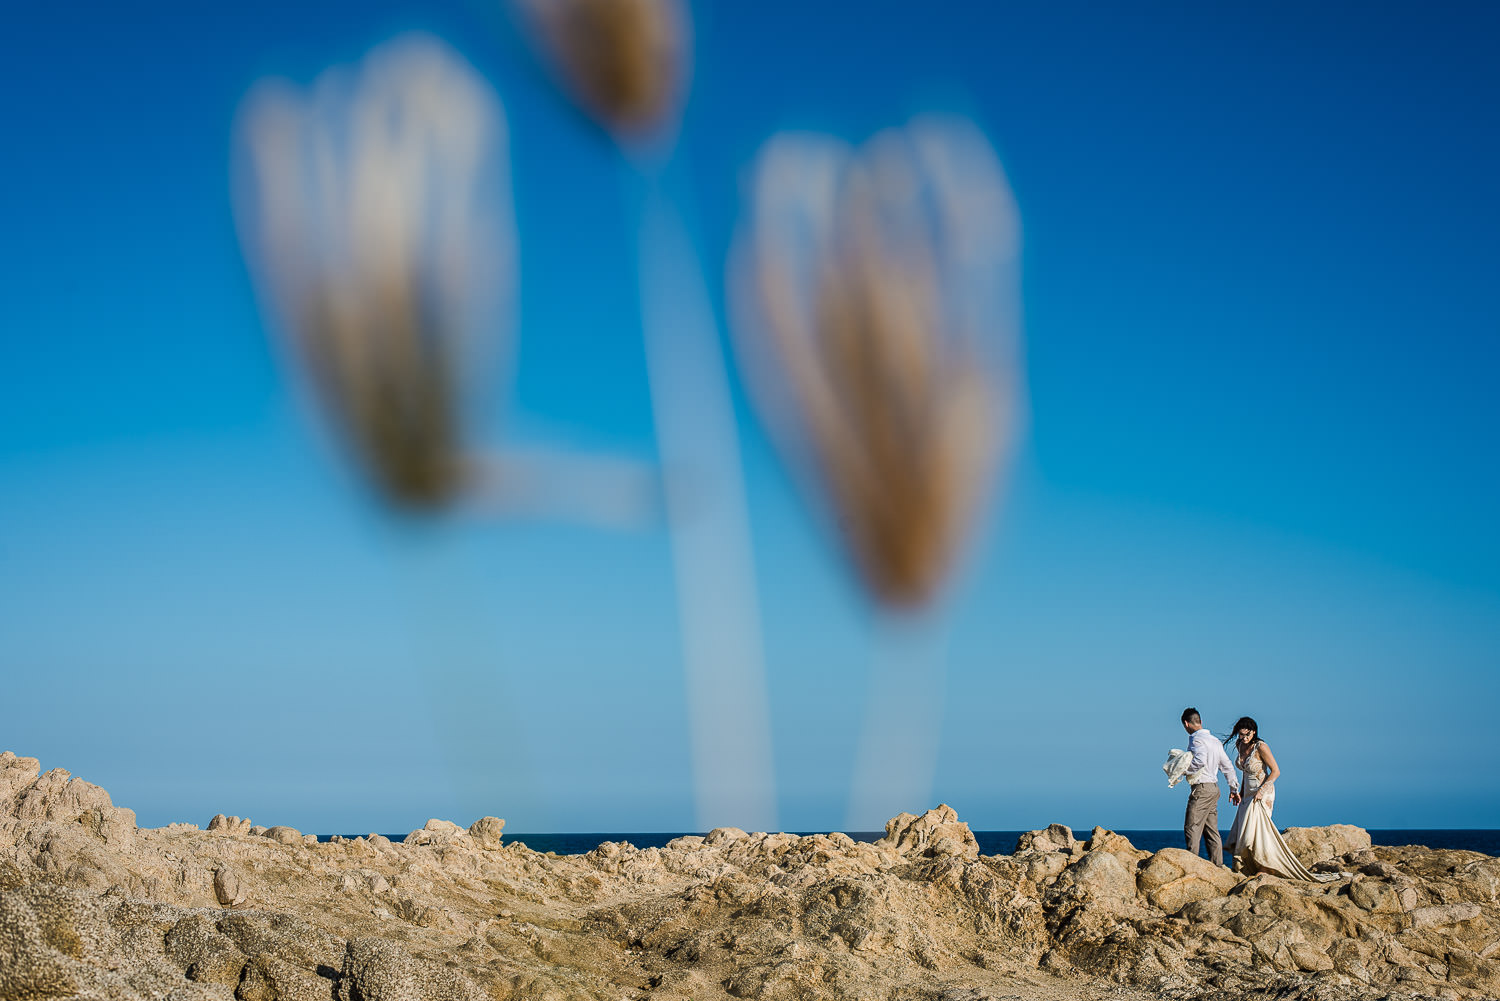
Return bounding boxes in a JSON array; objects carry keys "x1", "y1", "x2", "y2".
[{"x1": 1217, "y1": 741, "x2": 1240, "y2": 795}]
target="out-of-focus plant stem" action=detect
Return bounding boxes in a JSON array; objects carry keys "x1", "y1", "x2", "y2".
[
  {"x1": 398, "y1": 530, "x2": 547, "y2": 829},
  {"x1": 845, "y1": 613, "x2": 949, "y2": 832},
  {"x1": 624, "y1": 157, "x2": 777, "y2": 834}
]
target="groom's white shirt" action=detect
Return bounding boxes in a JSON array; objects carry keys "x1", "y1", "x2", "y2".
[{"x1": 1187, "y1": 728, "x2": 1240, "y2": 793}]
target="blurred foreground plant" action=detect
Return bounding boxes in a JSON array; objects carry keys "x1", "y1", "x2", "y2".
[
  {"x1": 514, "y1": 0, "x2": 777, "y2": 831},
  {"x1": 512, "y1": 0, "x2": 689, "y2": 141},
  {"x1": 233, "y1": 35, "x2": 514, "y2": 511},
  {"x1": 732, "y1": 117, "x2": 1022, "y2": 827},
  {"x1": 732, "y1": 117, "x2": 1022, "y2": 609},
  {"x1": 230, "y1": 34, "x2": 533, "y2": 824}
]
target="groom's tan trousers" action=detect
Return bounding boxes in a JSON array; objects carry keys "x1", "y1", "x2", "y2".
[{"x1": 1185, "y1": 782, "x2": 1223, "y2": 866}]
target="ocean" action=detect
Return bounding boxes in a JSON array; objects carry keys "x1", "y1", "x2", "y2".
[{"x1": 325, "y1": 829, "x2": 1500, "y2": 857}]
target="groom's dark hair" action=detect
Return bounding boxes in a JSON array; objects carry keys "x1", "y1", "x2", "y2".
[{"x1": 1181, "y1": 708, "x2": 1201, "y2": 725}]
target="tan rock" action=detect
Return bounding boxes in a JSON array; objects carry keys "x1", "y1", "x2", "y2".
[
  {"x1": 1084, "y1": 826, "x2": 1149, "y2": 866},
  {"x1": 1289, "y1": 942, "x2": 1335, "y2": 971},
  {"x1": 79, "y1": 804, "x2": 137, "y2": 849},
  {"x1": 1350, "y1": 875, "x2": 1416, "y2": 913},
  {"x1": 1280, "y1": 823, "x2": 1372, "y2": 864},
  {"x1": 1014, "y1": 823, "x2": 1079, "y2": 856},
  {"x1": 875, "y1": 805, "x2": 979, "y2": 859},
  {"x1": 2, "y1": 748, "x2": 1495, "y2": 1001},
  {"x1": 0, "y1": 751, "x2": 43, "y2": 811},
  {"x1": 264, "y1": 825, "x2": 304, "y2": 845},
  {"x1": 704, "y1": 826, "x2": 748, "y2": 846},
  {"x1": 1048, "y1": 850, "x2": 1138, "y2": 916},
  {"x1": 0, "y1": 760, "x2": 138, "y2": 854},
  {"x1": 1137, "y1": 848, "x2": 1238, "y2": 912},
  {"x1": 11, "y1": 768, "x2": 115, "y2": 821},
  {"x1": 165, "y1": 913, "x2": 247, "y2": 985},
  {"x1": 339, "y1": 936, "x2": 479, "y2": 1000},
  {"x1": 1447, "y1": 947, "x2": 1500, "y2": 994},
  {"x1": 403, "y1": 818, "x2": 466, "y2": 847},
  {"x1": 1409, "y1": 902, "x2": 1482, "y2": 929},
  {"x1": 214, "y1": 866, "x2": 248, "y2": 908},
  {"x1": 0, "y1": 883, "x2": 82, "y2": 998},
  {"x1": 207, "y1": 813, "x2": 253, "y2": 835},
  {"x1": 1179, "y1": 894, "x2": 1250, "y2": 925},
  {"x1": 467, "y1": 816, "x2": 505, "y2": 850}
]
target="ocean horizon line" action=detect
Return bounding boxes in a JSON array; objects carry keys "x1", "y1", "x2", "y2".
[{"x1": 314, "y1": 827, "x2": 1500, "y2": 858}]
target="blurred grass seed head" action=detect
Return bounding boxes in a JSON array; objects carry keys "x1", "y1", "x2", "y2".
[
  {"x1": 234, "y1": 35, "x2": 514, "y2": 510},
  {"x1": 732, "y1": 117, "x2": 1022, "y2": 608},
  {"x1": 514, "y1": 0, "x2": 689, "y2": 138}
]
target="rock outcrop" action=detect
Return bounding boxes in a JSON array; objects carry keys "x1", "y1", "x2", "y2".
[
  {"x1": 1, "y1": 748, "x2": 1497, "y2": 1000},
  {"x1": 875, "y1": 803, "x2": 980, "y2": 859}
]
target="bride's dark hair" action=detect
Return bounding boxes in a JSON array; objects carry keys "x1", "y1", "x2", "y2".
[{"x1": 1223, "y1": 716, "x2": 1261, "y2": 748}]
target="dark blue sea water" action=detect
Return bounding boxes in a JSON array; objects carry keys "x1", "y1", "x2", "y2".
[{"x1": 324, "y1": 829, "x2": 1500, "y2": 857}]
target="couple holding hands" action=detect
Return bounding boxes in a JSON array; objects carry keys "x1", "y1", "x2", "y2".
[{"x1": 1171, "y1": 707, "x2": 1334, "y2": 882}]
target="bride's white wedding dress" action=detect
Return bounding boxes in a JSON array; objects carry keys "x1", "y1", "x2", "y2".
[{"x1": 1226, "y1": 742, "x2": 1338, "y2": 882}]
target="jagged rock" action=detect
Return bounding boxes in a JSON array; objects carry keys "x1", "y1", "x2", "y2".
[
  {"x1": 12, "y1": 768, "x2": 113, "y2": 821},
  {"x1": 1179, "y1": 893, "x2": 1250, "y2": 925},
  {"x1": 0, "y1": 883, "x2": 82, "y2": 998},
  {"x1": 1014, "y1": 823, "x2": 1081, "y2": 857},
  {"x1": 1137, "y1": 847, "x2": 1239, "y2": 912},
  {"x1": 704, "y1": 826, "x2": 749, "y2": 846},
  {"x1": 404, "y1": 818, "x2": 466, "y2": 846},
  {"x1": 263, "y1": 825, "x2": 304, "y2": 845},
  {"x1": 213, "y1": 866, "x2": 248, "y2": 908},
  {"x1": 206, "y1": 814, "x2": 253, "y2": 835},
  {"x1": 0, "y1": 757, "x2": 138, "y2": 853},
  {"x1": 1281, "y1": 823, "x2": 1372, "y2": 864},
  {"x1": 78, "y1": 803, "x2": 137, "y2": 849},
  {"x1": 467, "y1": 816, "x2": 505, "y2": 850},
  {"x1": 1046, "y1": 849, "x2": 1140, "y2": 917},
  {"x1": 0, "y1": 751, "x2": 43, "y2": 809},
  {"x1": 1350, "y1": 874, "x2": 1417, "y2": 913},
  {"x1": 238, "y1": 951, "x2": 334, "y2": 1001},
  {"x1": 1, "y1": 750, "x2": 1496, "y2": 1001},
  {"x1": 1410, "y1": 902, "x2": 1482, "y2": 928},
  {"x1": 337, "y1": 936, "x2": 478, "y2": 1000},
  {"x1": 876, "y1": 805, "x2": 979, "y2": 859},
  {"x1": 165, "y1": 912, "x2": 246, "y2": 985},
  {"x1": 1448, "y1": 947, "x2": 1500, "y2": 994},
  {"x1": 1083, "y1": 827, "x2": 1149, "y2": 866}
]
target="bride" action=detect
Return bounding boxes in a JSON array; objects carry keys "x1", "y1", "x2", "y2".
[{"x1": 1224, "y1": 716, "x2": 1337, "y2": 881}]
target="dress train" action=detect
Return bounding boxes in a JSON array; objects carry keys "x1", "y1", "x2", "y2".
[{"x1": 1227, "y1": 742, "x2": 1338, "y2": 883}]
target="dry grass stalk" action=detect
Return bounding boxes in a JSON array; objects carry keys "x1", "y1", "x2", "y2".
[
  {"x1": 514, "y1": 0, "x2": 689, "y2": 138},
  {"x1": 234, "y1": 35, "x2": 513, "y2": 510},
  {"x1": 733, "y1": 117, "x2": 1022, "y2": 607}
]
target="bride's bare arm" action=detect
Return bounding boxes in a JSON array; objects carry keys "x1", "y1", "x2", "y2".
[{"x1": 1254, "y1": 742, "x2": 1281, "y2": 801}]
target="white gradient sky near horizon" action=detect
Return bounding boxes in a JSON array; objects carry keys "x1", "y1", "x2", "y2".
[{"x1": 2, "y1": 0, "x2": 1498, "y2": 834}]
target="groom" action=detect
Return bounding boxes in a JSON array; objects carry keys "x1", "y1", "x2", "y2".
[{"x1": 1181, "y1": 707, "x2": 1240, "y2": 866}]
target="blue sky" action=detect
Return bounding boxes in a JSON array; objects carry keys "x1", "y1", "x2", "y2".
[{"x1": 2, "y1": 1, "x2": 1498, "y2": 836}]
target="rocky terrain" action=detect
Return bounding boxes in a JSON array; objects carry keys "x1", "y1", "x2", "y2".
[{"x1": 2, "y1": 750, "x2": 1498, "y2": 1001}]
